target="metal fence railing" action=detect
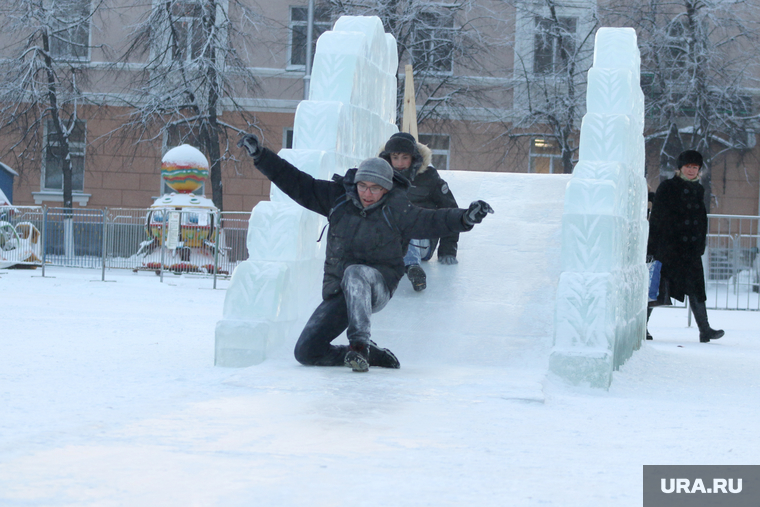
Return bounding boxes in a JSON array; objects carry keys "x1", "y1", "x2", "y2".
[
  {"x1": 705, "y1": 214, "x2": 760, "y2": 310},
  {"x1": 1, "y1": 205, "x2": 251, "y2": 284},
  {"x1": 4, "y1": 206, "x2": 760, "y2": 306}
]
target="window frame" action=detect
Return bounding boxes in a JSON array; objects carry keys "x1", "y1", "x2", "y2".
[
  {"x1": 411, "y1": 11, "x2": 455, "y2": 75},
  {"x1": 532, "y1": 16, "x2": 577, "y2": 75},
  {"x1": 528, "y1": 137, "x2": 563, "y2": 174},
  {"x1": 49, "y1": 0, "x2": 92, "y2": 63},
  {"x1": 283, "y1": 127, "x2": 294, "y2": 149},
  {"x1": 288, "y1": 5, "x2": 332, "y2": 69},
  {"x1": 168, "y1": 0, "x2": 204, "y2": 63},
  {"x1": 418, "y1": 133, "x2": 451, "y2": 171},
  {"x1": 42, "y1": 119, "x2": 87, "y2": 193}
]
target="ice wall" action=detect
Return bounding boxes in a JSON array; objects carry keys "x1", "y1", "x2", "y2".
[
  {"x1": 549, "y1": 28, "x2": 649, "y2": 388},
  {"x1": 215, "y1": 16, "x2": 399, "y2": 367}
]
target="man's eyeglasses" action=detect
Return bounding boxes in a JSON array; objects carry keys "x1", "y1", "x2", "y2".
[{"x1": 356, "y1": 182, "x2": 386, "y2": 195}]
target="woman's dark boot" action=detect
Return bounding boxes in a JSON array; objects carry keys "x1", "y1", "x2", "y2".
[
  {"x1": 689, "y1": 297, "x2": 725, "y2": 343},
  {"x1": 646, "y1": 307, "x2": 653, "y2": 340}
]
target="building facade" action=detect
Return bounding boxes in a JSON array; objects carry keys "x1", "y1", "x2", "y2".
[{"x1": 1, "y1": 0, "x2": 759, "y2": 215}]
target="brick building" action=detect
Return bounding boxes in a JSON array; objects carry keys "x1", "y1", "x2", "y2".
[{"x1": 1, "y1": 0, "x2": 759, "y2": 215}]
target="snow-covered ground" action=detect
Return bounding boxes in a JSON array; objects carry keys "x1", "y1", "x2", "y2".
[{"x1": 1, "y1": 266, "x2": 758, "y2": 506}]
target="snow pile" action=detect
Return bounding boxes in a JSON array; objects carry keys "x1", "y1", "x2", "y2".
[{"x1": 161, "y1": 144, "x2": 209, "y2": 168}]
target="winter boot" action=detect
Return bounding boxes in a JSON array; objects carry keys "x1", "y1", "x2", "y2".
[
  {"x1": 368, "y1": 340, "x2": 400, "y2": 369},
  {"x1": 406, "y1": 264, "x2": 426, "y2": 292},
  {"x1": 699, "y1": 328, "x2": 725, "y2": 343},
  {"x1": 690, "y1": 297, "x2": 725, "y2": 343},
  {"x1": 344, "y1": 344, "x2": 370, "y2": 372},
  {"x1": 646, "y1": 331, "x2": 653, "y2": 340}
]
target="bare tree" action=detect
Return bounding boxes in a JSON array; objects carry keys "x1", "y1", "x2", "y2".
[
  {"x1": 0, "y1": 0, "x2": 106, "y2": 211},
  {"x1": 496, "y1": 0, "x2": 598, "y2": 174},
  {"x1": 610, "y1": 0, "x2": 760, "y2": 211},
  {"x1": 113, "y1": 0, "x2": 263, "y2": 211}
]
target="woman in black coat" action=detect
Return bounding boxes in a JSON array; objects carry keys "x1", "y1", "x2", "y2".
[{"x1": 647, "y1": 150, "x2": 724, "y2": 343}]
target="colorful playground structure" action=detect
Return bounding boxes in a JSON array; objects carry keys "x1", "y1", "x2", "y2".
[
  {"x1": 133, "y1": 145, "x2": 228, "y2": 274},
  {"x1": 0, "y1": 218, "x2": 42, "y2": 269}
]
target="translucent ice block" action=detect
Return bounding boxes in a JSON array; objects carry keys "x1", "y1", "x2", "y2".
[{"x1": 246, "y1": 202, "x2": 323, "y2": 262}]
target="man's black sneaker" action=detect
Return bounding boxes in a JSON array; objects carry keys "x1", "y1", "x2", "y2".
[
  {"x1": 406, "y1": 264, "x2": 426, "y2": 292},
  {"x1": 699, "y1": 328, "x2": 725, "y2": 343},
  {"x1": 368, "y1": 340, "x2": 400, "y2": 369},
  {"x1": 344, "y1": 348, "x2": 369, "y2": 372}
]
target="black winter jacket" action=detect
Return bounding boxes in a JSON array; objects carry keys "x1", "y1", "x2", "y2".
[
  {"x1": 379, "y1": 141, "x2": 459, "y2": 258},
  {"x1": 254, "y1": 148, "x2": 473, "y2": 299},
  {"x1": 647, "y1": 175, "x2": 708, "y2": 302}
]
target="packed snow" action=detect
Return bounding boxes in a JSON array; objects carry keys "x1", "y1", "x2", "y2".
[
  {"x1": 1, "y1": 265, "x2": 758, "y2": 506},
  {"x1": 161, "y1": 144, "x2": 210, "y2": 169}
]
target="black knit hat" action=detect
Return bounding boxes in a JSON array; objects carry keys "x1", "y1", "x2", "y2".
[
  {"x1": 383, "y1": 132, "x2": 416, "y2": 155},
  {"x1": 676, "y1": 150, "x2": 703, "y2": 169}
]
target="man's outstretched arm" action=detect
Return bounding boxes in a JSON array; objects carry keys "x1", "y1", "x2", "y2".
[
  {"x1": 239, "y1": 134, "x2": 338, "y2": 216},
  {"x1": 400, "y1": 200, "x2": 494, "y2": 240}
]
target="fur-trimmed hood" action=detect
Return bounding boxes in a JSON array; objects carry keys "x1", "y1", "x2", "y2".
[{"x1": 378, "y1": 138, "x2": 433, "y2": 180}]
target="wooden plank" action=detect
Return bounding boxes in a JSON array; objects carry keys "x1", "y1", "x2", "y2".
[{"x1": 402, "y1": 64, "x2": 418, "y2": 140}]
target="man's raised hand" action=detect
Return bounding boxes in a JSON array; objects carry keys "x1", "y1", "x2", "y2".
[{"x1": 237, "y1": 134, "x2": 262, "y2": 159}]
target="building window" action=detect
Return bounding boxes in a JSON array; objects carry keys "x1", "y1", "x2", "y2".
[
  {"x1": 50, "y1": 0, "x2": 91, "y2": 62},
  {"x1": 170, "y1": 0, "x2": 204, "y2": 62},
  {"x1": 43, "y1": 120, "x2": 86, "y2": 192},
  {"x1": 666, "y1": 20, "x2": 687, "y2": 69},
  {"x1": 418, "y1": 134, "x2": 450, "y2": 170},
  {"x1": 284, "y1": 128, "x2": 294, "y2": 149},
  {"x1": 533, "y1": 16, "x2": 577, "y2": 74},
  {"x1": 411, "y1": 12, "x2": 455, "y2": 74},
  {"x1": 529, "y1": 137, "x2": 562, "y2": 173},
  {"x1": 162, "y1": 125, "x2": 206, "y2": 195},
  {"x1": 289, "y1": 5, "x2": 332, "y2": 67}
]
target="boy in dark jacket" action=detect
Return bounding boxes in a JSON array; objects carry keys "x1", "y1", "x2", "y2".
[
  {"x1": 379, "y1": 132, "x2": 459, "y2": 291},
  {"x1": 238, "y1": 134, "x2": 493, "y2": 372},
  {"x1": 647, "y1": 149, "x2": 724, "y2": 343}
]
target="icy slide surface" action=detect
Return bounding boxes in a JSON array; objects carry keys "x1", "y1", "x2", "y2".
[
  {"x1": 364, "y1": 171, "x2": 570, "y2": 375},
  {"x1": 248, "y1": 168, "x2": 572, "y2": 397}
]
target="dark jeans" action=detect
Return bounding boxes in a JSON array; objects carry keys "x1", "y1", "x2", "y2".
[{"x1": 294, "y1": 265, "x2": 391, "y2": 366}]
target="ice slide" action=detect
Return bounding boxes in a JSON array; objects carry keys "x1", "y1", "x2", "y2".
[
  {"x1": 215, "y1": 18, "x2": 647, "y2": 389},
  {"x1": 369, "y1": 172, "x2": 569, "y2": 376}
]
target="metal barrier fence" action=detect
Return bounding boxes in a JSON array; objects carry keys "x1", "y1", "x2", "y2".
[
  {"x1": 705, "y1": 214, "x2": 760, "y2": 310},
  {"x1": 1, "y1": 206, "x2": 251, "y2": 283},
  {"x1": 3, "y1": 206, "x2": 759, "y2": 307}
]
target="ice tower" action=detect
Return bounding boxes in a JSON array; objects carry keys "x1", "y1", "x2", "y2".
[
  {"x1": 550, "y1": 28, "x2": 649, "y2": 388},
  {"x1": 214, "y1": 16, "x2": 399, "y2": 366}
]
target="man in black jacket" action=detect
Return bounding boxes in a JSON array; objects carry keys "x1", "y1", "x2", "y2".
[
  {"x1": 238, "y1": 134, "x2": 493, "y2": 372},
  {"x1": 647, "y1": 149, "x2": 724, "y2": 343},
  {"x1": 380, "y1": 132, "x2": 459, "y2": 291}
]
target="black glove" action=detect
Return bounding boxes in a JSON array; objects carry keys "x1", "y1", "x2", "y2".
[
  {"x1": 439, "y1": 255, "x2": 458, "y2": 265},
  {"x1": 237, "y1": 134, "x2": 262, "y2": 160},
  {"x1": 463, "y1": 200, "x2": 494, "y2": 226}
]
